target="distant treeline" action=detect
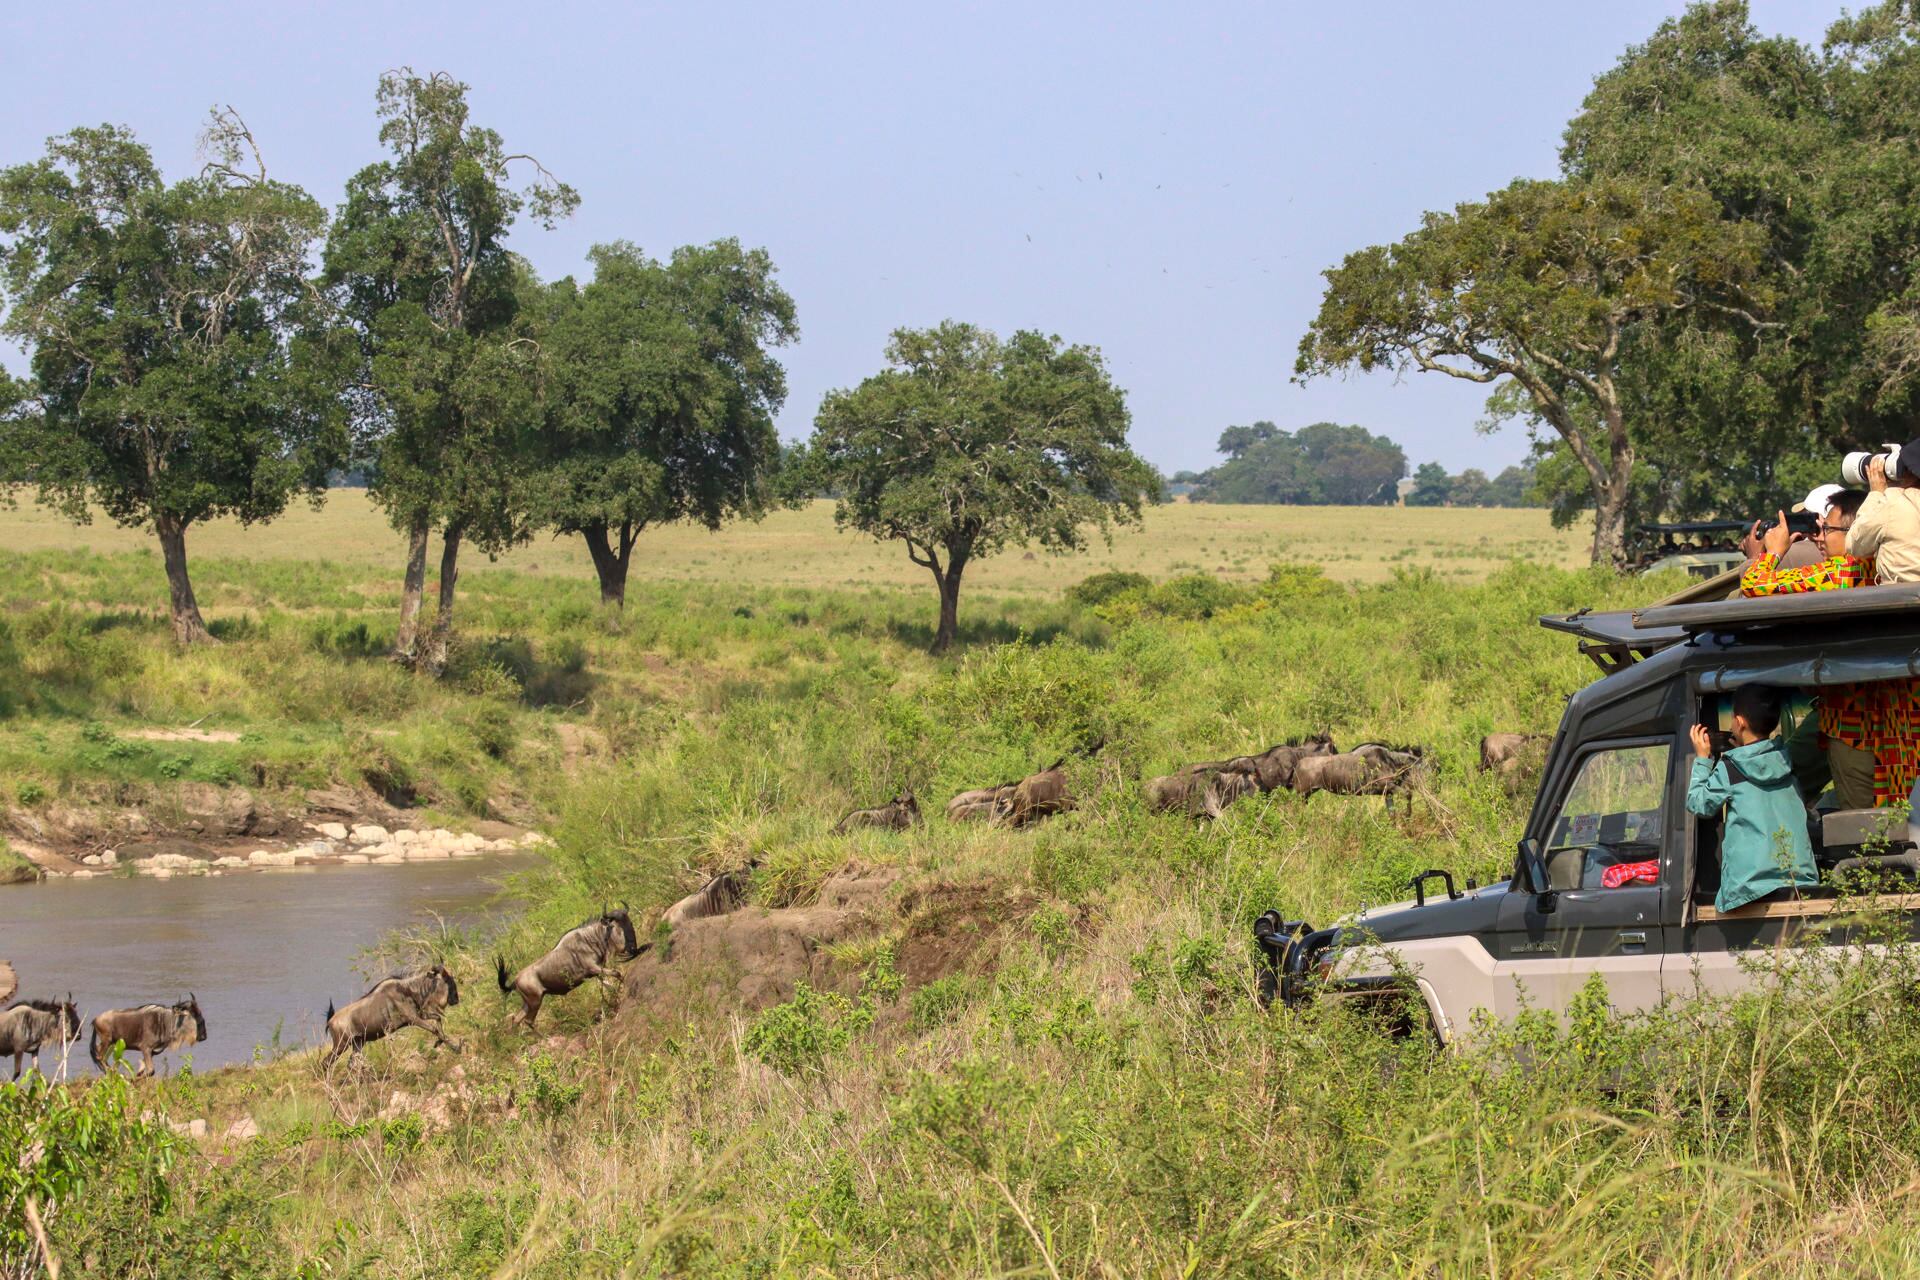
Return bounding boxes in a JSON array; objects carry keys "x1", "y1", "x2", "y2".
[{"x1": 1172, "y1": 421, "x2": 1543, "y2": 507}]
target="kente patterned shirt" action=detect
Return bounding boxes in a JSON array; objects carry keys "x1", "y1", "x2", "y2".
[{"x1": 1739, "y1": 550, "x2": 1919, "y2": 804}]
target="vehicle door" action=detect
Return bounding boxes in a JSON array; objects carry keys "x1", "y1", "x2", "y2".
[{"x1": 1492, "y1": 738, "x2": 1676, "y2": 1019}]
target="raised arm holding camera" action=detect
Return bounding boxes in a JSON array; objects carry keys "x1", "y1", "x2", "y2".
[{"x1": 1843, "y1": 441, "x2": 1920, "y2": 583}]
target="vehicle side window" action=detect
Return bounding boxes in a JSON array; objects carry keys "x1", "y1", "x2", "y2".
[{"x1": 1541, "y1": 743, "x2": 1670, "y2": 891}]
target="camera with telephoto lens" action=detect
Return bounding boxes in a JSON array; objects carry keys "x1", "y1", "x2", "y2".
[{"x1": 1842, "y1": 444, "x2": 1903, "y2": 487}]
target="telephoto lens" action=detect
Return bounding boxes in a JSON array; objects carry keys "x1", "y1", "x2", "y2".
[{"x1": 1842, "y1": 446, "x2": 1900, "y2": 487}]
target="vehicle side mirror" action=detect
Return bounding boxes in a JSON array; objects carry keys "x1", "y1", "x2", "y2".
[{"x1": 1517, "y1": 837, "x2": 1557, "y2": 913}]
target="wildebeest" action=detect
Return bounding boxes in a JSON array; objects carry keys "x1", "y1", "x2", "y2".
[
  {"x1": 323, "y1": 965, "x2": 462, "y2": 1068},
  {"x1": 1480, "y1": 733, "x2": 1548, "y2": 782},
  {"x1": 1145, "y1": 763, "x2": 1259, "y2": 819},
  {"x1": 496, "y1": 905, "x2": 647, "y2": 1030},
  {"x1": 997, "y1": 759, "x2": 1074, "y2": 828},
  {"x1": 90, "y1": 996, "x2": 206, "y2": 1077},
  {"x1": 0, "y1": 961, "x2": 15, "y2": 1005},
  {"x1": 0, "y1": 996, "x2": 82, "y2": 1079},
  {"x1": 661, "y1": 865, "x2": 756, "y2": 929},
  {"x1": 833, "y1": 790, "x2": 921, "y2": 834},
  {"x1": 1236, "y1": 733, "x2": 1338, "y2": 792},
  {"x1": 1293, "y1": 744, "x2": 1431, "y2": 812},
  {"x1": 946, "y1": 783, "x2": 1017, "y2": 823}
]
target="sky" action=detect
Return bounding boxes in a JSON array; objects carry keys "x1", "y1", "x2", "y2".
[{"x1": 0, "y1": 1, "x2": 1844, "y2": 478}]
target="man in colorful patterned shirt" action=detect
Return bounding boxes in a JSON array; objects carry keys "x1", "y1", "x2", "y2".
[{"x1": 1740, "y1": 489, "x2": 1884, "y2": 808}]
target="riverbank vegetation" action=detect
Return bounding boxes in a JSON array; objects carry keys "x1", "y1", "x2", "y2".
[{"x1": 12, "y1": 544, "x2": 1920, "y2": 1275}]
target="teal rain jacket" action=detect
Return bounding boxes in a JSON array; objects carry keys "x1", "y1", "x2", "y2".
[{"x1": 1686, "y1": 737, "x2": 1820, "y2": 913}]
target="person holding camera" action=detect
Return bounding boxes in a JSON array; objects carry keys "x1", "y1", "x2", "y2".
[
  {"x1": 1739, "y1": 489, "x2": 1879, "y2": 807},
  {"x1": 1844, "y1": 441, "x2": 1920, "y2": 583}
]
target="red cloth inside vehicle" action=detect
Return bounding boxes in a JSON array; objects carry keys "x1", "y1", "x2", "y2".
[{"x1": 1601, "y1": 859, "x2": 1659, "y2": 889}]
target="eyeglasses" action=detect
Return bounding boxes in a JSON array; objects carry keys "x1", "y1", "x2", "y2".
[{"x1": 1821, "y1": 522, "x2": 1852, "y2": 535}]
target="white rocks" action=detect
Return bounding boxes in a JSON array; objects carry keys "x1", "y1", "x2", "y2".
[
  {"x1": 99, "y1": 848, "x2": 119, "y2": 865},
  {"x1": 373, "y1": 852, "x2": 407, "y2": 865},
  {"x1": 337, "y1": 853, "x2": 369, "y2": 864},
  {"x1": 349, "y1": 824, "x2": 391, "y2": 845},
  {"x1": 313, "y1": 822, "x2": 349, "y2": 842},
  {"x1": 212, "y1": 856, "x2": 246, "y2": 869},
  {"x1": 166, "y1": 1117, "x2": 209, "y2": 1139},
  {"x1": 222, "y1": 1116, "x2": 259, "y2": 1142},
  {"x1": 138, "y1": 853, "x2": 200, "y2": 873},
  {"x1": 390, "y1": 828, "x2": 418, "y2": 846},
  {"x1": 248, "y1": 849, "x2": 298, "y2": 867},
  {"x1": 412, "y1": 846, "x2": 451, "y2": 860},
  {"x1": 82, "y1": 854, "x2": 102, "y2": 866}
]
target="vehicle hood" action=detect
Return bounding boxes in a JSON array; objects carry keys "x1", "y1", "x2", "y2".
[{"x1": 1334, "y1": 881, "x2": 1510, "y2": 945}]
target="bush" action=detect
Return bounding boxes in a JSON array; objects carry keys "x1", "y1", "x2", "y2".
[{"x1": 1067, "y1": 571, "x2": 1152, "y2": 608}]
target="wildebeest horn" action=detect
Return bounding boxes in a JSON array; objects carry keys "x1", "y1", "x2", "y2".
[{"x1": 619, "y1": 900, "x2": 629, "y2": 915}]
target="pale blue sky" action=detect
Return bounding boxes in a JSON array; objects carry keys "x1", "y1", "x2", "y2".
[{"x1": 0, "y1": 1, "x2": 1840, "y2": 476}]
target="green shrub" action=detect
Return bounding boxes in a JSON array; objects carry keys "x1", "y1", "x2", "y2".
[
  {"x1": 1067, "y1": 570, "x2": 1151, "y2": 607},
  {"x1": 743, "y1": 982, "x2": 874, "y2": 1076}
]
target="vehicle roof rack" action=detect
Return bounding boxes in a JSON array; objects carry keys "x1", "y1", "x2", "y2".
[
  {"x1": 1636, "y1": 582, "x2": 1920, "y2": 634},
  {"x1": 1637, "y1": 520, "x2": 1750, "y2": 536},
  {"x1": 1540, "y1": 609, "x2": 1688, "y2": 674}
]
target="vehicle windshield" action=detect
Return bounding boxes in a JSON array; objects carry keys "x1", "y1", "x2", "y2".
[{"x1": 1542, "y1": 743, "x2": 1669, "y2": 891}]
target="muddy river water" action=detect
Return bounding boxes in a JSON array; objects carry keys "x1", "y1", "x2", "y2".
[{"x1": 0, "y1": 854, "x2": 535, "y2": 1074}]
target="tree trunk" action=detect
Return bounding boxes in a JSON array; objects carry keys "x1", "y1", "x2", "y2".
[
  {"x1": 422, "y1": 521, "x2": 465, "y2": 676},
  {"x1": 154, "y1": 513, "x2": 216, "y2": 647},
  {"x1": 1591, "y1": 479, "x2": 1631, "y2": 568},
  {"x1": 581, "y1": 521, "x2": 637, "y2": 608},
  {"x1": 929, "y1": 545, "x2": 969, "y2": 656},
  {"x1": 393, "y1": 517, "x2": 431, "y2": 664}
]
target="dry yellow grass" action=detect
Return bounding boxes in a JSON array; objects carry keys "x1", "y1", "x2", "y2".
[{"x1": 0, "y1": 489, "x2": 1591, "y2": 591}]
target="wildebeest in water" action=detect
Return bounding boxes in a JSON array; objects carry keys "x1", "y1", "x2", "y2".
[
  {"x1": 0, "y1": 995, "x2": 82, "y2": 1079},
  {"x1": 497, "y1": 905, "x2": 647, "y2": 1030},
  {"x1": 833, "y1": 791, "x2": 921, "y2": 834},
  {"x1": 324, "y1": 965, "x2": 462, "y2": 1068},
  {"x1": 91, "y1": 995, "x2": 206, "y2": 1077},
  {"x1": 0, "y1": 961, "x2": 15, "y2": 1006}
]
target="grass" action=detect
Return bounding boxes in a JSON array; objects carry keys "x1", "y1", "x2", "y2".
[
  {"x1": 0, "y1": 487, "x2": 1592, "y2": 593},
  {"x1": 14, "y1": 502, "x2": 1916, "y2": 1277}
]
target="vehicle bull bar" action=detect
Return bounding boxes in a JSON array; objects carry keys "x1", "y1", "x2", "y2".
[{"x1": 1252, "y1": 911, "x2": 1337, "y2": 1010}]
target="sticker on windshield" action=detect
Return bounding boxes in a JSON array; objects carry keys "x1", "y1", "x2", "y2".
[{"x1": 1566, "y1": 813, "x2": 1601, "y2": 846}]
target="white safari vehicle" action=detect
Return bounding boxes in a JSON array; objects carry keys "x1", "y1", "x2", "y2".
[{"x1": 1254, "y1": 577, "x2": 1920, "y2": 1041}]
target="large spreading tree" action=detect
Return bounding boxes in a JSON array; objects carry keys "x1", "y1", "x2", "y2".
[
  {"x1": 323, "y1": 69, "x2": 576, "y2": 670},
  {"x1": 808, "y1": 322, "x2": 1159, "y2": 653},
  {"x1": 530, "y1": 239, "x2": 797, "y2": 607},
  {"x1": 1297, "y1": 176, "x2": 1772, "y2": 566},
  {"x1": 0, "y1": 115, "x2": 345, "y2": 644}
]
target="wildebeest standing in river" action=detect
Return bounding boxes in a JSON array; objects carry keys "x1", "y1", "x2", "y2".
[
  {"x1": 324, "y1": 965, "x2": 462, "y2": 1068},
  {"x1": 0, "y1": 996, "x2": 82, "y2": 1079},
  {"x1": 497, "y1": 905, "x2": 647, "y2": 1030},
  {"x1": 90, "y1": 996, "x2": 206, "y2": 1077}
]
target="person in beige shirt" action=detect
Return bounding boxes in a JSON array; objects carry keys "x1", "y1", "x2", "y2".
[{"x1": 1846, "y1": 440, "x2": 1920, "y2": 583}]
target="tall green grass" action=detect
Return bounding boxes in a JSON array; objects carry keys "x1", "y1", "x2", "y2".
[{"x1": 23, "y1": 552, "x2": 1913, "y2": 1276}]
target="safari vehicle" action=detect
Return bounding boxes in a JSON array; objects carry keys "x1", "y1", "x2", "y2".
[{"x1": 1254, "y1": 580, "x2": 1920, "y2": 1042}]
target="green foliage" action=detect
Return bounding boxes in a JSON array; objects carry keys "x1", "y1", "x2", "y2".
[
  {"x1": 1188, "y1": 420, "x2": 1407, "y2": 505},
  {"x1": 743, "y1": 981, "x2": 875, "y2": 1076},
  {"x1": 1065, "y1": 570, "x2": 1151, "y2": 607},
  {"x1": 1, "y1": 1070, "x2": 178, "y2": 1275},
  {"x1": 1299, "y1": 174, "x2": 1771, "y2": 565},
  {"x1": 0, "y1": 117, "x2": 347, "y2": 640},
  {"x1": 808, "y1": 321, "x2": 1161, "y2": 651},
  {"x1": 527, "y1": 239, "x2": 798, "y2": 605}
]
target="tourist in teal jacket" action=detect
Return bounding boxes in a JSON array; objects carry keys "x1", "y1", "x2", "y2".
[{"x1": 1686, "y1": 687, "x2": 1820, "y2": 912}]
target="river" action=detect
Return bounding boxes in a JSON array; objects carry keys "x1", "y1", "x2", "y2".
[{"x1": 0, "y1": 854, "x2": 535, "y2": 1075}]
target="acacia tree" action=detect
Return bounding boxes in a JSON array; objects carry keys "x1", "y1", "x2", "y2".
[
  {"x1": 808, "y1": 322, "x2": 1159, "y2": 653},
  {"x1": 0, "y1": 116, "x2": 344, "y2": 644},
  {"x1": 531, "y1": 239, "x2": 797, "y2": 607},
  {"x1": 1296, "y1": 177, "x2": 1771, "y2": 566},
  {"x1": 323, "y1": 69, "x2": 576, "y2": 670}
]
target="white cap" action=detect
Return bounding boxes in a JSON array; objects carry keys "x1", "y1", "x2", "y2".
[{"x1": 1798, "y1": 483, "x2": 1844, "y2": 519}]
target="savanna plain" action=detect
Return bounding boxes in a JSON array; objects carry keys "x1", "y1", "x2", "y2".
[{"x1": 6, "y1": 498, "x2": 1919, "y2": 1279}]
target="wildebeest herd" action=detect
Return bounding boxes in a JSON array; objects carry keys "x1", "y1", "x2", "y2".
[{"x1": 0, "y1": 733, "x2": 1544, "y2": 1082}]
